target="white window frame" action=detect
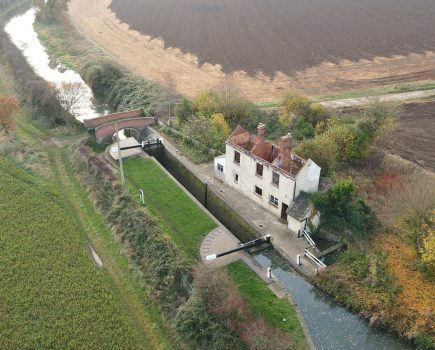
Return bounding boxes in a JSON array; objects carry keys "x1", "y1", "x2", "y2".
[{"x1": 269, "y1": 194, "x2": 279, "y2": 207}]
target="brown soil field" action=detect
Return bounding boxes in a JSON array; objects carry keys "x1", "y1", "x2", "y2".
[
  {"x1": 69, "y1": 0, "x2": 435, "y2": 101},
  {"x1": 377, "y1": 100, "x2": 435, "y2": 171},
  {"x1": 109, "y1": 0, "x2": 435, "y2": 76}
]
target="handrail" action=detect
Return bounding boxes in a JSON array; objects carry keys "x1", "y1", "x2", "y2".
[
  {"x1": 302, "y1": 230, "x2": 316, "y2": 248},
  {"x1": 304, "y1": 249, "x2": 327, "y2": 268}
]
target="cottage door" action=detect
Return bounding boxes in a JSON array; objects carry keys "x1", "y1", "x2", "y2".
[{"x1": 281, "y1": 203, "x2": 289, "y2": 221}]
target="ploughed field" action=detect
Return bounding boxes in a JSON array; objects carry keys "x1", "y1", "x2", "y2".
[
  {"x1": 377, "y1": 100, "x2": 435, "y2": 171},
  {"x1": 110, "y1": 0, "x2": 435, "y2": 75}
]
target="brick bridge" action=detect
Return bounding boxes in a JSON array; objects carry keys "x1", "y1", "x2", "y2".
[{"x1": 84, "y1": 109, "x2": 156, "y2": 143}]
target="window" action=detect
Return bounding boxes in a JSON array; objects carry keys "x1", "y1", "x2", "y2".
[
  {"x1": 234, "y1": 174, "x2": 239, "y2": 183},
  {"x1": 272, "y1": 172, "x2": 280, "y2": 186},
  {"x1": 234, "y1": 151, "x2": 240, "y2": 164},
  {"x1": 217, "y1": 163, "x2": 224, "y2": 172},
  {"x1": 269, "y1": 194, "x2": 279, "y2": 207},
  {"x1": 256, "y1": 163, "x2": 263, "y2": 177},
  {"x1": 254, "y1": 186, "x2": 263, "y2": 197}
]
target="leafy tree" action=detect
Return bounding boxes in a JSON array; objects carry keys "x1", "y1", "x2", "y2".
[
  {"x1": 294, "y1": 135, "x2": 339, "y2": 174},
  {"x1": 181, "y1": 115, "x2": 212, "y2": 151},
  {"x1": 292, "y1": 116, "x2": 314, "y2": 140},
  {"x1": 192, "y1": 90, "x2": 217, "y2": 117},
  {"x1": 82, "y1": 61, "x2": 123, "y2": 99},
  {"x1": 0, "y1": 95, "x2": 19, "y2": 135},
  {"x1": 210, "y1": 113, "x2": 230, "y2": 151},
  {"x1": 213, "y1": 81, "x2": 255, "y2": 127},
  {"x1": 279, "y1": 91, "x2": 311, "y2": 129},
  {"x1": 312, "y1": 178, "x2": 375, "y2": 235},
  {"x1": 175, "y1": 97, "x2": 193, "y2": 124}
]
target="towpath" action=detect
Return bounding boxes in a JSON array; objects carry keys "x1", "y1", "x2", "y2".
[
  {"x1": 320, "y1": 88, "x2": 435, "y2": 108},
  {"x1": 151, "y1": 128, "x2": 322, "y2": 278}
]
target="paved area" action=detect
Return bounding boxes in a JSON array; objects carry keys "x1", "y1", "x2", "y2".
[
  {"x1": 109, "y1": 137, "x2": 142, "y2": 160},
  {"x1": 152, "y1": 127, "x2": 322, "y2": 278},
  {"x1": 200, "y1": 227, "x2": 244, "y2": 267}
]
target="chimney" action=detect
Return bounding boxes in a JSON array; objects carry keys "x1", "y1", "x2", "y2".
[
  {"x1": 279, "y1": 133, "x2": 292, "y2": 153},
  {"x1": 256, "y1": 123, "x2": 266, "y2": 144}
]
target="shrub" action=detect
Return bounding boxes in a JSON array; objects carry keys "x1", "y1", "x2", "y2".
[
  {"x1": 312, "y1": 178, "x2": 376, "y2": 236},
  {"x1": 292, "y1": 116, "x2": 314, "y2": 140},
  {"x1": 82, "y1": 61, "x2": 123, "y2": 99},
  {"x1": 175, "y1": 97, "x2": 194, "y2": 124},
  {"x1": 175, "y1": 293, "x2": 245, "y2": 350},
  {"x1": 294, "y1": 135, "x2": 339, "y2": 174},
  {"x1": 279, "y1": 91, "x2": 311, "y2": 129}
]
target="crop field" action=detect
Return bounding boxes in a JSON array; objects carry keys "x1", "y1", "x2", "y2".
[
  {"x1": 0, "y1": 156, "x2": 142, "y2": 349},
  {"x1": 70, "y1": 0, "x2": 435, "y2": 100},
  {"x1": 110, "y1": 0, "x2": 435, "y2": 76},
  {"x1": 123, "y1": 156, "x2": 217, "y2": 261}
]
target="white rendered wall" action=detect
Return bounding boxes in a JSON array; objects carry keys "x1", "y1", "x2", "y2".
[
  {"x1": 295, "y1": 160, "x2": 321, "y2": 197},
  {"x1": 224, "y1": 144, "x2": 296, "y2": 218}
]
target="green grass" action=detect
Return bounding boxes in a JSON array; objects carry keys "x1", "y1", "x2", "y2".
[
  {"x1": 123, "y1": 156, "x2": 217, "y2": 261},
  {"x1": 90, "y1": 143, "x2": 108, "y2": 154},
  {"x1": 256, "y1": 81, "x2": 435, "y2": 107},
  {"x1": 0, "y1": 155, "x2": 142, "y2": 349},
  {"x1": 312, "y1": 81, "x2": 435, "y2": 102},
  {"x1": 227, "y1": 261, "x2": 307, "y2": 347}
]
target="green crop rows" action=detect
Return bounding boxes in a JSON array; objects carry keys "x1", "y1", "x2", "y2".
[{"x1": 0, "y1": 156, "x2": 142, "y2": 349}]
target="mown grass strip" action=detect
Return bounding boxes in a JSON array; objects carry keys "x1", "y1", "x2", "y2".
[
  {"x1": 123, "y1": 156, "x2": 217, "y2": 261},
  {"x1": 227, "y1": 260, "x2": 307, "y2": 347},
  {"x1": 54, "y1": 147, "x2": 175, "y2": 349}
]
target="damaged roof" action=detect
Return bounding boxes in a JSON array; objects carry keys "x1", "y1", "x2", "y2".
[
  {"x1": 288, "y1": 195, "x2": 313, "y2": 221},
  {"x1": 227, "y1": 125, "x2": 307, "y2": 177}
]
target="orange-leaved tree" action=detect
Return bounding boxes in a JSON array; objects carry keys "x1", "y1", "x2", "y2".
[{"x1": 0, "y1": 95, "x2": 19, "y2": 135}]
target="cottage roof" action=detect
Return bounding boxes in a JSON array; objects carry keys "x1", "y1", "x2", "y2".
[{"x1": 226, "y1": 125, "x2": 307, "y2": 177}]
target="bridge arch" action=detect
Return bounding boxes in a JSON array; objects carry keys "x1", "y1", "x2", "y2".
[{"x1": 84, "y1": 109, "x2": 156, "y2": 144}]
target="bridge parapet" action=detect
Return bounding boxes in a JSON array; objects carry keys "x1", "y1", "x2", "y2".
[
  {"x1": 84, "y1": 109, "x2": 156, "y2": 144},
  {"x1": 84, "y1": 109, "x2": 147, "y2": 129}
]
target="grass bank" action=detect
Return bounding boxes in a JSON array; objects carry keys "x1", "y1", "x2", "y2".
[
  {"x1": 227, "y1": 261, "x2": 308, "y2": 348},
  {"x1": 123, "y1": 156, "x2": 217, "y2": 261},
  {"x1": 256, "y1": 81, "x2": 435, "y2": 108}
]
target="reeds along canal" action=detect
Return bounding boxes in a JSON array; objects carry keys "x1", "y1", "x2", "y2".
[{"x1": 4, "y1": 5, "x2": 415, "y2": 350}]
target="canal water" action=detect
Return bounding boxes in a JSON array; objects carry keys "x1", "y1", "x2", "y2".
[
  {"x1": 4, "y1": 7, "x2": 99, "y2": 122},
  {"x1": 255, "y1": 249, "x2": 413, "y2": 350},
  {"x1": 4, "y1": 5, "x2": 416, "y2": 350}
]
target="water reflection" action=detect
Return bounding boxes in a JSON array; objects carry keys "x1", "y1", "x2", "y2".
[
  {"x1": 254, "y1": 249, "x2": 413, "y2": 350},
  {"x1": 4, "y1": 8, "x2": 99, "y2": 122}
]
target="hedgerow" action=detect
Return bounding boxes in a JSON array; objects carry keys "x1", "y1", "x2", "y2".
[{"x1": 73, "y1": 141, "x2": 240, "y2": 347}]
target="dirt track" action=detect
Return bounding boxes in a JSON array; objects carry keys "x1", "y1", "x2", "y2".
[
  {"x1": 69, "y1": 0, "x2": 435, "y2": 101},
  {"x1": 377, "y1": 101, "x2": 435, "y2": 171}
]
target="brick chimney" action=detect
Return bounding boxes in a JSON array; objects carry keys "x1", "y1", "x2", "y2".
[
  {"x1": 256, "y1": 123, "x2": 267, "y2": 144},
  {"x1": 279, "y1": 133, "x2": 292, "y2": 153}
]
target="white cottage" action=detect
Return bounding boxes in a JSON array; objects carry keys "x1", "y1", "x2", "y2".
[{"x1": 214, "y1": 123, "x2": 321, "y2": 235}]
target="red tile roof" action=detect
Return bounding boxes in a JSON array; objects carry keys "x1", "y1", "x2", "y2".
[{"x1": 227, "y1": 125, "x2": 306, "y2": 177}]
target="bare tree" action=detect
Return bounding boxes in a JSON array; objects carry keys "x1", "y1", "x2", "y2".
[
  {"x1": 152, "y1": 72, "x2": 179, "y2": 124},
  {"x1": 53, "y1": 82, "x2": 87, "y2": 117}
]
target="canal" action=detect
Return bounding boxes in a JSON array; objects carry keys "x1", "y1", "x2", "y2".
[{"x1": 3, "y1": 4, "x2": 415, "y2": 349}]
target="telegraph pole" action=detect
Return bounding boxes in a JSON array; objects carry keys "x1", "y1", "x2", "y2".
[{"x1": 115, "y1": 122, "x2": 125, "y2": 188}]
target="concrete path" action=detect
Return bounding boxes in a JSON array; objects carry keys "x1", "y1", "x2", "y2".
[
  {"x1": 200, "y1": 227, "x2": 244, "y2": 267},
  {"x1": 320, "y1": 88, "x2": 435, "y2": 108},
  {"x1": 151, "y1": 127, "x2": 322, "y2": 278}
]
